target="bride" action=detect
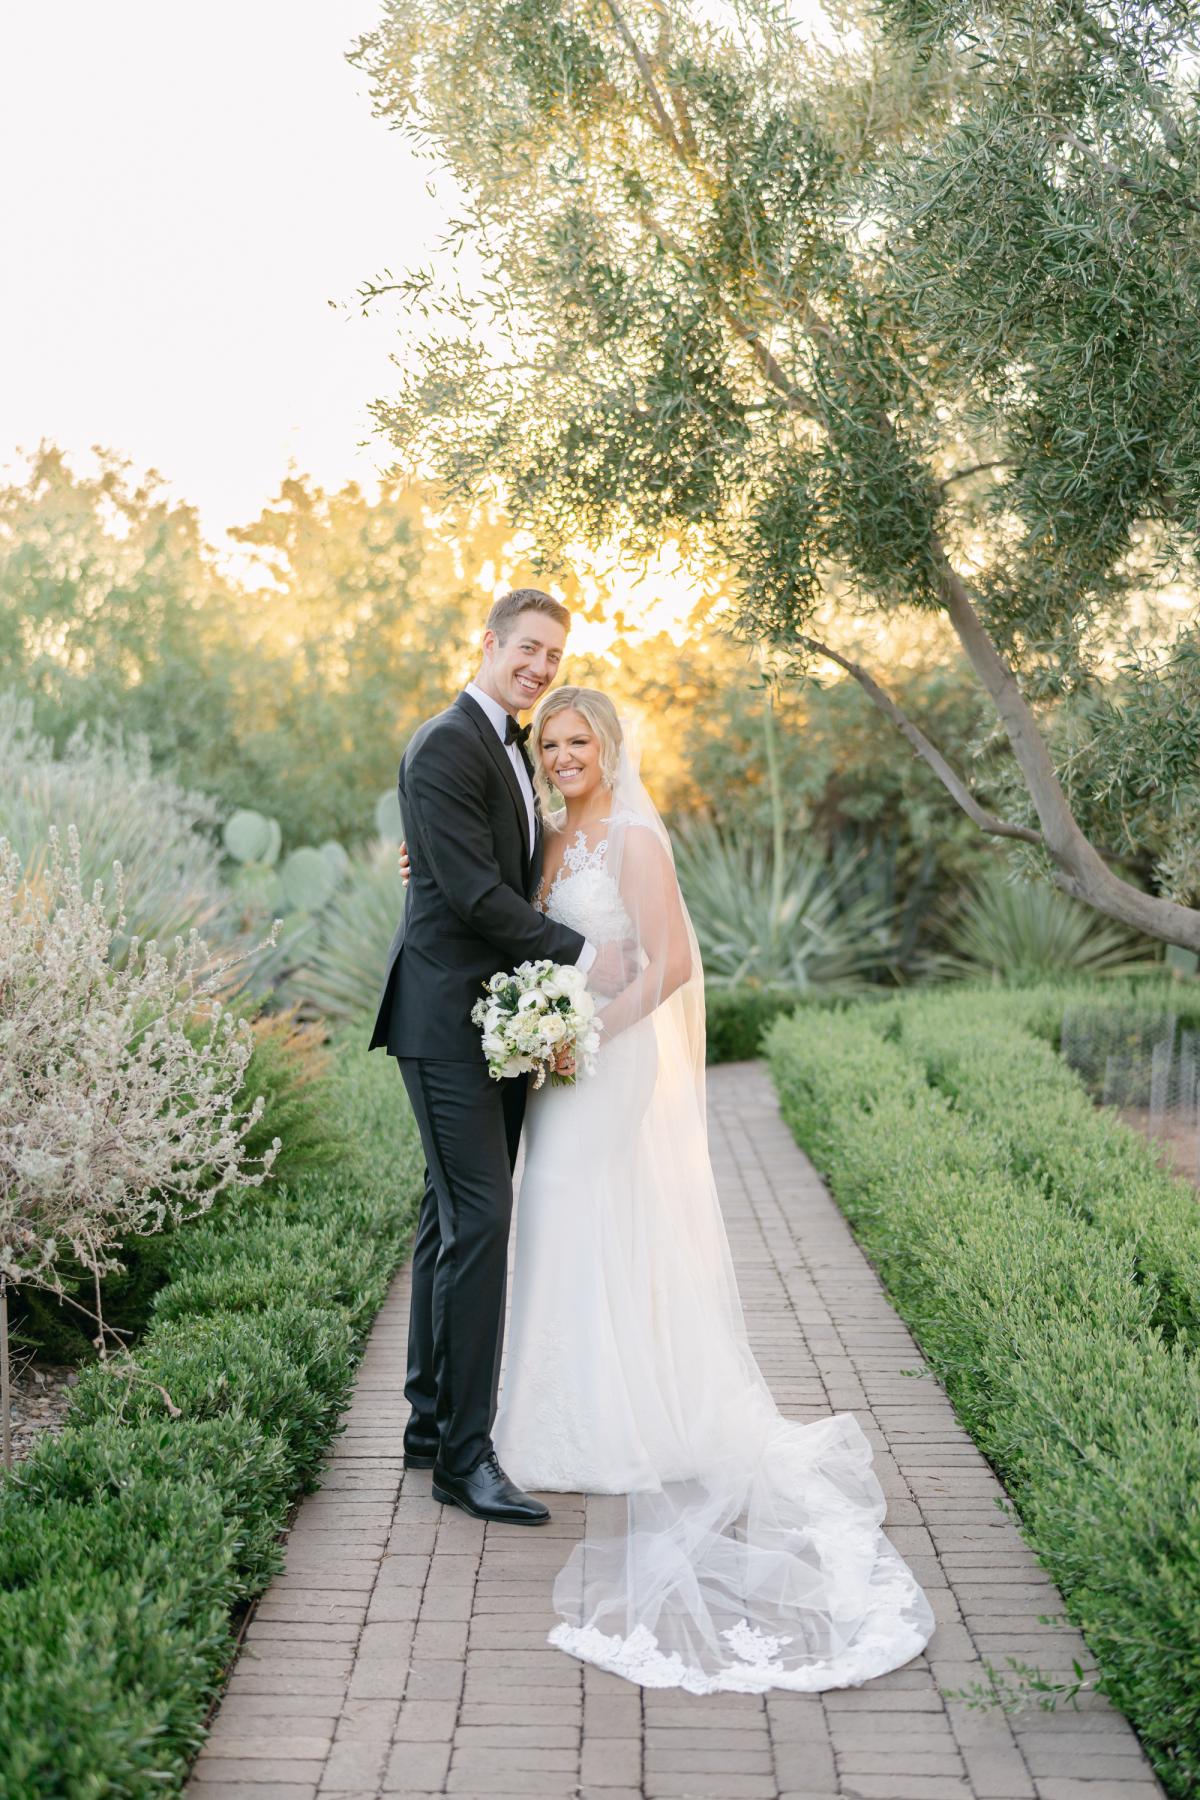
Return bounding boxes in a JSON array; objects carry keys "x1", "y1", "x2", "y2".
[{"x1": 481, "y1": 684, "x2": 935, "y2": 1694}]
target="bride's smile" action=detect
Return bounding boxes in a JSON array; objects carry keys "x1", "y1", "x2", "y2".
[{"x1": 539, "y1": 711, "x2": 605, "y2": 807}]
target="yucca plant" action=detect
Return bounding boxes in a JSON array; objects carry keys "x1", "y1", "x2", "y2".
[
  {"x1": 673, "y1": 817, "x2": 901, "y2": 992},
  {"x1": 287, "y1": 844, "x2": 405, "y2": 1022},
  {"x1": 945, "y1": 870, "x2": 1156, "y2": 985}
]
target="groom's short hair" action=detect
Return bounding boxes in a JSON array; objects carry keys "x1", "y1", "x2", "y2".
[{"x1": 487, "y1": 588, "x2": 571, "y2": 641}]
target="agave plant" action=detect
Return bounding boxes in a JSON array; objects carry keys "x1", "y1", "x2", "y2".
[
  {"x1": 0, "y1": 693, "x2": 234, "y2": 961},
  {"x1": 945, "y1": 868, "x2": 1155, "y2": 984},
  {"x1": 672, "y1": 817, "x2": 901, "y2": 992},
  {"x1": 287, "y1": 843, "x2": 405, "y2": 1021}
]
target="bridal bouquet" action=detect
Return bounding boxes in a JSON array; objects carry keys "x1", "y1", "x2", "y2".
[{"x1": 472, "y1": 959, "x2": 601, "y2": 1088}]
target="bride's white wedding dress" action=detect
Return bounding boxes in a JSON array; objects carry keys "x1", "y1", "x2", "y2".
[{"x1": 492, "y1": 741, "x2": 934, "y2": 1695}]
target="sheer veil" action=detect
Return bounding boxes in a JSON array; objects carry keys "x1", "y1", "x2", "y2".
[{"x1": 545, "y1": 718, "x2": 935, "y2": 1693}]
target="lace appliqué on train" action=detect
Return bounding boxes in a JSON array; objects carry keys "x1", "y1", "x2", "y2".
[{"x1": 548, "y1": 1550, "x2": 931, "y2": 1694}]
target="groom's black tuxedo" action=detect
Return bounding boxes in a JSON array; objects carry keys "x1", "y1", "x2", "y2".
[
  {"x1": 368, "y1": 690, "x2": 586, "y2": 1476},
  {"x1": 368, "y1": 691, "x2": 585, "y2": 1058}
]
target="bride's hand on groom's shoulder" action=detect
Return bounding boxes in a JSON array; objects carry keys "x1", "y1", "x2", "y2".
[{"x1": 398, "y1": 840, "x2": 411, "y2": 885}]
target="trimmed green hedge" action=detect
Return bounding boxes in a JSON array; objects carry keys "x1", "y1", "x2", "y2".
[
  {"x1": 885, "y1": 994, "x2": 1200, "y2": 1350},
  {"x1": 767, "y1": 1002, "x2": 1200, "y2": 1798},
  {"x1": 0, "y1": 1031, "x2": 422, "y2": 1799},
  {"x1": 703, "y1": 983, "x2": 891, "y2": 1063}
]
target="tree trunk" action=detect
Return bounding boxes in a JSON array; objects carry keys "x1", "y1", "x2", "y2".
[
  {"x1": 935, "y1": 558, "x2": 1200, "y2": 952},
  {"x1": 762, "y1": 685, "x2": 787, "y2": 920}
]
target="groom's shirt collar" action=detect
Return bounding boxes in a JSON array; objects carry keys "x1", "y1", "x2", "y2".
[{"x1": 464, "y1": 681, "x2": 513, "y2": 743}]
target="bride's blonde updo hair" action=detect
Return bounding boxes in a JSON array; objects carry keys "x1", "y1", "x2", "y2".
[{"x1": 531, "y1": 686, "x2": 623, "y2": 827}]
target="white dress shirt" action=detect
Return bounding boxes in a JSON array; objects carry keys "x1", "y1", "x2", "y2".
[{"x1": 464, "y1": 682, "x2": 595, "y2": 973}]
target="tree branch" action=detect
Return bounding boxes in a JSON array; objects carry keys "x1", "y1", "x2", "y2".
[
  {"x1": 936, "y1": 460, "x2": 1013, "y2": 496},
  {"x1": 933, "y1": 553, "x2": 1200, "y2": 950},
  {"x1": 601, "y1": 0, "x2": 687, "y2": 160},
  {"x1": 636, "y1": 207, "x2": 824, "y2": 421},
  {"x1": 796, "y1": 633, "x2": 1043, "y2": 845}
]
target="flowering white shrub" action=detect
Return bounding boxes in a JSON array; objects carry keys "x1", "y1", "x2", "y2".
[
  {"x1": 0, "y1": 827, "x2": 280, "y2": 1306},
  {"x1": 471, "y1": 959, "x2": 600, "y2": 1089}
]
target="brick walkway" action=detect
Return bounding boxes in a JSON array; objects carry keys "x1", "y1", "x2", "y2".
[{"x1": 188, "y1": 1062, "x2": 1164, "y2": 1800}]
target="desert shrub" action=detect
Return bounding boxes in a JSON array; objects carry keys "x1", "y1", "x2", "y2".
[
  {"x1": 768, "y1": 1006, "x2": 1200, "y2": 1795},
  {"x1": 0, "y1": 831, "x2": 279, "y2": 1420},
  {"x1": 5, "y1": 992, "x2": 332, "y2": 1368},
  {"x1": 705, "y1": 987, "x2": 807, "y2": 1061},
  {"x1": 153, "y1": 1220, "x2": 387, "y2": 1334},
  {"x1": 11, "y1": 1414, "x2": 291, "y2": 1592},
  {"x1": 702, "y1": 984, "x2": 891, "y2": 1062}
]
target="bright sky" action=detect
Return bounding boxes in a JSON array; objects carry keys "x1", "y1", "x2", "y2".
[{"x1": 0, "y1": 1, "x2": 440, "y2": 547}]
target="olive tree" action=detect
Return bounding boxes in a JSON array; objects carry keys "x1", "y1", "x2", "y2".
[{"x1": 352, "y1": 0, "x2": 1200, "y2": 947}]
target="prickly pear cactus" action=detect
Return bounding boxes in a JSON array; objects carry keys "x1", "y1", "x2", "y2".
[
  {"x1": 223, "y1": 809, "x2": 279, "y2": 866},
  {"x1": 231, "y1": 862, "x2": 283, "y2": 919},
  {"x1": 280, "y1": 846, "x2": 338, "y2": 912},
  {"x1": 375, "y1": 790, "x2": 403, "y2": 844},
  {"x1": 320, "y1": 840, "x2": 351, "y2": 882}
]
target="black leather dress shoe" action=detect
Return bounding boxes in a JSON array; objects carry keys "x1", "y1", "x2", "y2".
[{"x1": 432, "y1": 1451, "x2": 550, "y2": 1525}]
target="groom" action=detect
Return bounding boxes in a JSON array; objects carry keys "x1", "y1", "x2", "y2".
[{"x1": 369, "y1": 590, "x2": 629, "y2": 1525}]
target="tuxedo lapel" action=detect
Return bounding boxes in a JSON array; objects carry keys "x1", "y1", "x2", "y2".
[
  {"x1": 530, "y1": 798, "x2": 546, "y2": 898},
  {"x1": 454, "y1": 691, "x2": 532, "y2": 879}
]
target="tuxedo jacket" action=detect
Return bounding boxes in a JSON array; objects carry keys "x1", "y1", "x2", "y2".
[{"x1": 368, "y1": 690, "x2": 586, "y2": 1062}]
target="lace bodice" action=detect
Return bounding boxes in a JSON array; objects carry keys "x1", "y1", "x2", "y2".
[{"x1": 537, "y1": 828, "x2": 633, "y2": 945}]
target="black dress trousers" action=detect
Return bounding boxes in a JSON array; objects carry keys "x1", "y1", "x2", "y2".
[{"x1": 399, "y1": 1056, "x2": 528, "y2": 1475}]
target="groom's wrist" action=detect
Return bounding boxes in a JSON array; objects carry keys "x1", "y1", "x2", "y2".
[{"x1": 576, "y1": 940, "x2": 597, "y2": 973}]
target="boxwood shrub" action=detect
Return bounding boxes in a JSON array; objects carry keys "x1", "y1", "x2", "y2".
[
  {"x1": 888, "y1": 994, "x2": 1200, "y2": 1349},
  {"x1": 0, "y1": 1030, "x2": 423, "y2": 1798},
  {"x1": 767, "y1": 1004, "x2": 1200, "y2": 1798},
  {"x1": 703, "y1": 983, "x2": 888, "y2": 1063}
]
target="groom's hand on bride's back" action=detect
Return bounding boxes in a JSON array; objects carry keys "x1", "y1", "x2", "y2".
[{"x1": 587, "y1": 938, "x2": 638, "y2": 997}]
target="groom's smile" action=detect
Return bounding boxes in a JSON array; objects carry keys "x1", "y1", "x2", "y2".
[{"x1": 478, "y1": 604, "x2": 568, "y2": 716}]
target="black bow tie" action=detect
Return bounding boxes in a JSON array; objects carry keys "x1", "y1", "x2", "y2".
[{"x1": 505, "y1": 715, "x2": 532, "y2": 749}]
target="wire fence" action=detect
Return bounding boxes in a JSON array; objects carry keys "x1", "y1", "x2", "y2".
[{"x1": 1061, "y1": 1003, "x2": 1200, "y2": 1185}]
